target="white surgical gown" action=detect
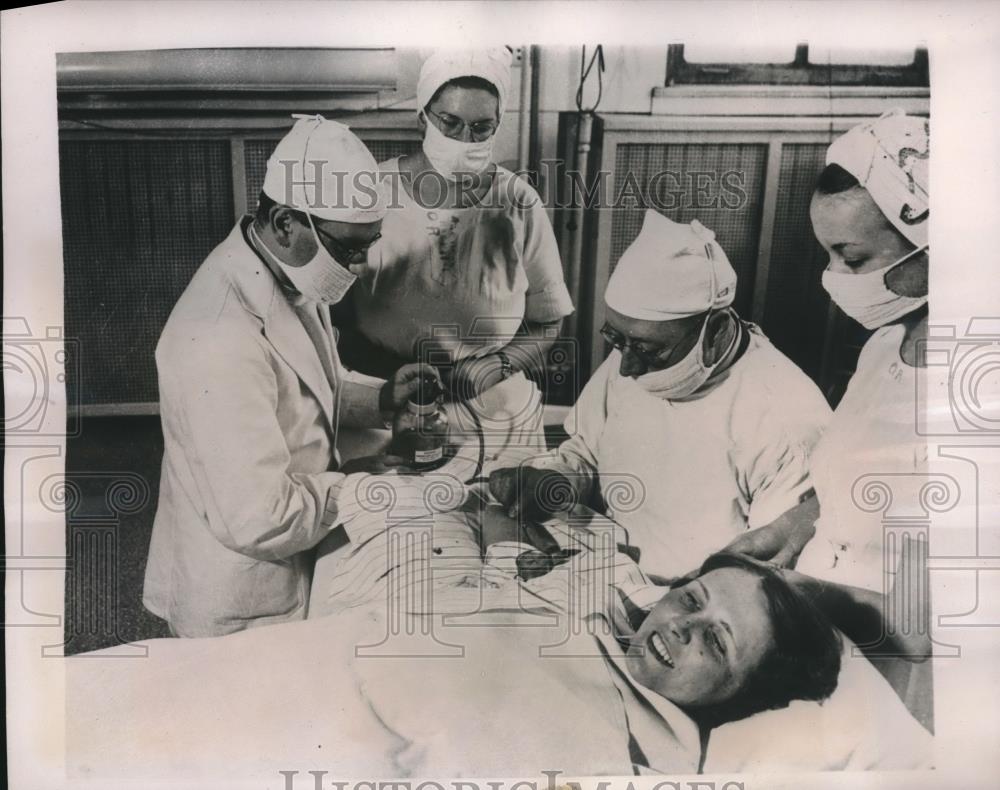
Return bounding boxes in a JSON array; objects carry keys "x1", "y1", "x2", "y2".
[
  {"x1": 535, "y1": 325, "x2": 832, "y2": 577},
  {"x1": 145, "y1": 218, "x2": 386, "y2": 637},
  {"x1": 796, "y1": 324, "x2": 927, "y2": 591}
]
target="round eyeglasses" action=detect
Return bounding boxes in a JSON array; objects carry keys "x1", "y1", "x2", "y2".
[
  {"x1": 314, "y1": 225, "x2": 382, "y2": 264},
  {"x1": 599, "y1": 324, "x2": 672, "y2": 367},
  {"x1": 426, "y1": 108, "x2": 498, "y2": 142}
]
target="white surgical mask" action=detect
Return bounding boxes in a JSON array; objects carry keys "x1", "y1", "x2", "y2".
[
  {"x1": 421, "y1": 117, "x2": 494, "y2": 181},
  {"x1": 821, "y1": 244, "x2": 929, "y2": 330},
  {"x1": 249, "y1": 218, "x2": 357, "y2": 305},
  {"x1": 634, "y1": 312, "x2": 734, "y2": 400}
]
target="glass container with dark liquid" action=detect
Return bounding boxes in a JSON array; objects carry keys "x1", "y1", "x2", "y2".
[{"x1": 389, "y1": 375, "x2": 450, "y2": 470}]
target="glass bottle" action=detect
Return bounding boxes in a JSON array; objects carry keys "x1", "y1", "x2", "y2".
[{"x1": 389, "y1": 375, "x2": 450, "y2": 469}]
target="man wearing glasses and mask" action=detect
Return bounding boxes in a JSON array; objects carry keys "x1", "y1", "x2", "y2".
[
  {"x1": 490, "y1": 210, "x2": 832, "y2": 580},
  {"x1": 144, "y1": 116, "x2": 438, "y2": 637}
]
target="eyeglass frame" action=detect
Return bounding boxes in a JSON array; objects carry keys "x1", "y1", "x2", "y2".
[
  {"x1": 425, "y1": 107, "x2": 499, "y2": 142},
  {"x1": 313, "y1": 223, "x2": 382, "y2": 264},
  {"x1": 599, "y1": 323, "x2": 676, "y2": 367},
  {"x1": 601, "y1": 239, "x2": 723, "y2": 367}
]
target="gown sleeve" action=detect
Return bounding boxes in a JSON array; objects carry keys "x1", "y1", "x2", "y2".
[{"x1": 515, "y1": 177, "x2": 574, "y2": 323}]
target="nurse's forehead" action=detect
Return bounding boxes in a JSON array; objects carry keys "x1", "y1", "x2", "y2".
[{"x1": 810, "y1": 189, "x2": 888, "y2": 247}]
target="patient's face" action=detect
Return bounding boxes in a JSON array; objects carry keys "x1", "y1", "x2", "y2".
[{"x1": 625, "y1": 568, "x2": 772, "y2": 708}]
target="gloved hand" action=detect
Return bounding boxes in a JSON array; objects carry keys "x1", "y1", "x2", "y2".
[
  {"x1": 488, "y1": 466, "x2": 576, "y2": 521},
  {"x1": 379, "y1": 363, "x2": 442, "y2": 414}
]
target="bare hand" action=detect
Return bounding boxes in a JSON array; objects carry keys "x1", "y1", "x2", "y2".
[
  {"x1": 723, "y1": 523, "x2": 800, "y2": 566},
  {"x1": 721, "y1": 495, "x2": 819, "y2": 568},
  {"x1": 777, "y1": 534, "x2": 932, "y2": 662},
  {"x1": 380, "y1": 363, "x2": 441, "y2": 414}
]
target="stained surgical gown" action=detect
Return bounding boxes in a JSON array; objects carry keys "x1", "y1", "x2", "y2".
[{"x1": 345, "y1": 158, "x2": 575, "y2": 453}]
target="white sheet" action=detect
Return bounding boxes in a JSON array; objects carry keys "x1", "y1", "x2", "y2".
[
  {"x1": 67, "y1": 603, "x2": 662, "y2": 781},
  {"x1": 68, "y1": 481, "x2": 931, "y2": 781},
  {"x1": 703, "y1": 637, "x2": 934, "y2": 772}
]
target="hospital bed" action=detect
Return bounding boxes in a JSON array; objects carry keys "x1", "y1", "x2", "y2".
[
  {"x1": 308, "y1": 399, "x2": 935, "y2": 774},
  {"x1": 66, "y1": 481, "x2": 932, "y2": 783},
  {"x1": 66, "y1": 395, "x2": 932, "y2": 781}
]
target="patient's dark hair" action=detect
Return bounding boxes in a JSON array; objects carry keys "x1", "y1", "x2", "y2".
[{"x1": 685, "y1": 552, "x2": 842, "y2": 729}]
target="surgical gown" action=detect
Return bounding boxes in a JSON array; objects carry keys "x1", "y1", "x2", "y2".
[
  {"x1": 535, "y1": 325, "x2": 832, "y2": 578},
  {"x1": 796, "y1": 324, "x2": 928, "y2": 591}
]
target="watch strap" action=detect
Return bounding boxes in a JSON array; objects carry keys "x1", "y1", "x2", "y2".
[{"x1": 496, "y1": 350, "x2": 513, "y2": 381}]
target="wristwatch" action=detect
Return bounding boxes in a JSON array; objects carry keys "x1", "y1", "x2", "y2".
[{"x1": 496, "y1": 349, "x2": 514, "y2": 381}]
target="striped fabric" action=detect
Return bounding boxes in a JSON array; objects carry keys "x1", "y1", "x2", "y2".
[{"x1": 312, "y1": 478, "x2": 664, "y2": 631}]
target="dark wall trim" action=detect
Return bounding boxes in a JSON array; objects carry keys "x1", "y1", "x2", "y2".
[{"x1": 665, "y1": 44, "x2": 929, "y2": 87}]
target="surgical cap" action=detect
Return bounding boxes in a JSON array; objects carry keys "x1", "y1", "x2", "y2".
[
  {"x1": 416, "y1": 48, "x2": 513, "y2": 119},
  {"x1": 605, "y1": 210, "x2": 737, "y2": 322},
  {"x1": 826, "y1": 109, "x2": 929, "y2": 247},
  {"x1": 261, "y1": 114, "x2": 386, "y2": 223}
]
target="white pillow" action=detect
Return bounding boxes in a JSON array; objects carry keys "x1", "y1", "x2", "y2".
[{"x1": 703, "y1": 637, "x2": 933, "y2": 771}]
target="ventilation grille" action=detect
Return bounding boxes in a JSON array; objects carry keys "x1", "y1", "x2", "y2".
[
  {"x1": 60, "y1": 139, "x2": 234, "y2": 406},
  {"x1": 609, "y1": 142, "x2": 767, "y2": 318},
  {"x1": 61, "y1": 134, "x2": 422, "y2": 409}
]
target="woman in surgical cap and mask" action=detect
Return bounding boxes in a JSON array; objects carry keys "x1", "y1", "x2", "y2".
[
  {"x1": 337, "y1": 48, "x2": 573, "y2": 455},
  {"x1": 794, "y1": 110, "x2": 930, "y2": 594},
  {"x1": 790, "y1": 110, "x2": 933, "y2": 725}
]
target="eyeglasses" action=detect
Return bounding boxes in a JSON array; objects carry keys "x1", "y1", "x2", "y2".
[
  {"x1": 426, "y1": 108, "x2": 498, "y2": 142},
  {"x1": 314, "y1": 225, "x2": 382, "y2": 264},
  {"x1": 599, "y1": 324, "x2": 671, "y2": 367}
]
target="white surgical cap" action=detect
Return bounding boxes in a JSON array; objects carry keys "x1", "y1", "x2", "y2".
[
  {"x1": 416, "y1": 48, "x2": 513, "y2": 119},
  {"x1": 605, "y1": 210, "x2": 737, "y2": 322},
  {"x1": 261, "y1": 114, "x2": 385, "y2": 223},
  {"x1": 826, "y1": 109, "x2": 929, "y2": 247}
]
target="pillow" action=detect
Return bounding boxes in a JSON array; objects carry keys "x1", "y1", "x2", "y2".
[{"x1": 703, "y1": 637, "x2": 933, "y2": 771}]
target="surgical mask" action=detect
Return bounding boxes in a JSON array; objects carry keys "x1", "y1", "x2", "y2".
[
  {"x1": 821, "y1": 244, "x2": 929, "y2": 330},
  {"x1": 633, "y1": 312, "x2": 734, "y2": 400},
  {"x1": 249, "y1": 218, "x2": 357, "y2": 305},
  {"x1": 421, "y1": 117, "x2": 494, "y2": 181}
]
